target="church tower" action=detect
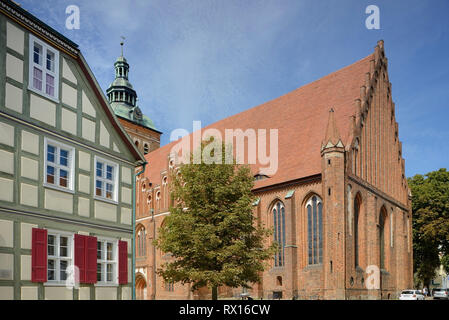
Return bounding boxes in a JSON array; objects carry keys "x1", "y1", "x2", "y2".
[{"x1": 107, "y1": 40, "x2": 161, "y2": 155}]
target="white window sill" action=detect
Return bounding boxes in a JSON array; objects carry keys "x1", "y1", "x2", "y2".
[
  {"x1": 44, "y1": 183, "x2": 75, "y2": 195},
  {"x1": 95, "y1": 283, "x2": 119, "y2": 287},
  {"x1": 94, "y1": 195, "x2": 118, "y2": 206},
  {"x1": 44, "y1": 281, "x2": 71, "y2": 287},
  {"x1": 28, "y1": 86, "x2": 60, "y2": 104}
]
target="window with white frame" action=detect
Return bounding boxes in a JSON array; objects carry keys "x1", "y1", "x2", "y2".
[
  {"x1": 95, "y1": 157, "x2": 118, "y2": 202},
  {"x1": 44, "y1": 138, "x2": 75, "y2": 191},
  {"x1": 97, "y1": 239, "x2": 118, "y2": 284},
  {"x1": 47, "y1": 231, "x2": 73, "y2": 283},
  {"x1": 29, "y1": 35, "x2": 59, "y2": 100}
]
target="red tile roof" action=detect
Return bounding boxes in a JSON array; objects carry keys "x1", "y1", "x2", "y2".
[{"x1": 145, "y1": 53, "x2": 374, "y2": 189}]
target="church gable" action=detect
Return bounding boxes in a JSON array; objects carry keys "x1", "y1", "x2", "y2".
[{"x1": 347, "y1": 41, "x2": 408, "y2": 205}]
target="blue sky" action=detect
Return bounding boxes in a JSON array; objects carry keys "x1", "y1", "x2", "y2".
[{"x1": 17, "y1": 0, "x2": 449, "y2": 177}]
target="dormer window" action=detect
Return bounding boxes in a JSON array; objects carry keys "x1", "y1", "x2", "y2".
[
  {"x1": 29, "y1": 35, "x2": 59, "y2": 101},
  {"x1": 254, "y1": 174, "x2": 269, "y2": 181}
]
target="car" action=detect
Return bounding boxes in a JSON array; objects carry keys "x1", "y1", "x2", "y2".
[
  {"x1": 432, "y1": 288, "x2": 449, "y2": 300},
  {"x1": 399, "y1": 289, "x2": 425, "y2": 300}
]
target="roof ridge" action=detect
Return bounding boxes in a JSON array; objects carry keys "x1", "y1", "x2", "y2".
[
  {"x1": 204, "y1": 53, "x2": 375, "y2": 132},
  {"x1": 149, "y1": 52, "x2": 374, "y2": 154},
  {"x1": 242, "y1": 53, "x2": 375, "y2": 115}
]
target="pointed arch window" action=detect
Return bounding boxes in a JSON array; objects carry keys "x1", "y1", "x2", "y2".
[
  {"x1": 406, "y1": 215, "x2": 410, "y2": 253},
  {"x1": 144, "y1": 143, "x2": 149, "y2": 155},
  {"x1": 354, "y1": 195, "x2": 361, "y2": 267},
  {"x1": 156, "y1": 191, "x2": 161, "y2": 211},
  {"x1": 136, "y1": 276, "x2": 147, "y2": 300},
  {"x1": 307, "y1": 195, "x2": 323, "y2": 265},
  {"x1": 272, "y1": 201, "x2": 286, "y2": 267},
  {"x1": 137, "y1": 227, "x2": 146, "y2": 257},
  {"x1": 353, "y1": 138, "x2": 359, "y2": 176},
  {"x1": 379, "y1": 208, "x2": 387, "y2": 269},
  {"x1": 162, "y1": 176, "x2": 168, "y2": 209}
]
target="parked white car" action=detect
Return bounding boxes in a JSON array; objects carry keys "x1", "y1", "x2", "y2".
[
  {"x1": 432, "y1": 288, "x2": 449, "y2": 300},
  {"x1": 399, "y1": 290, "x2": 425, "y2": 300}
]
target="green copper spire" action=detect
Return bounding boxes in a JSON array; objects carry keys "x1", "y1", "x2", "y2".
[{"x1": 106, "y1": 39, "x2": 158, "y2": 131}]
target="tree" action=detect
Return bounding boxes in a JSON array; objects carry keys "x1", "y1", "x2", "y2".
[
  {"x1": 155, "y1": 139, "x2": 276, "y2": 300},
  {"x1": 441, "y1": 255, "x2": 449, "y2": 275},
  {"x1": 408, "y1": 168, "x2": 449, "y2": 288}
]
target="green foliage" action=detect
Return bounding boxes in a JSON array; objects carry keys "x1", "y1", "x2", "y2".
[
  {"x1": 408, "y1": 168, "x2": 449, "y2": 286},
  {"x1": 441, "y1": 255, "x2": 449, "y2": 275},
  {"x1": 155, "y1": 140, "x2": 277, "y2": 298}
]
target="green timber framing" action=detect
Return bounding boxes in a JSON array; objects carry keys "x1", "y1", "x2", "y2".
[{"x1": 0, "y1": 0, "x2": 146, "y2": 300}]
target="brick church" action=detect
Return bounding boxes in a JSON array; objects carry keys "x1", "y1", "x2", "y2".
[{"x1": 127, "y1": 41, "x2": 413, "y2": 300}]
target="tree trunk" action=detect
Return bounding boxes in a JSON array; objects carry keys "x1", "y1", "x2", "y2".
[
  {"x1": 424, "y1": 279, "x2": 430, "y2": 297},
  {"x1": 212, "y1": 286, "x2": 218, "y2": 300}
]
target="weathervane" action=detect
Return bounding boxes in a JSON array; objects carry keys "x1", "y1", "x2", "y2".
[{"x1": 120, "y1": 36, "x2": 126, "y2": 56}]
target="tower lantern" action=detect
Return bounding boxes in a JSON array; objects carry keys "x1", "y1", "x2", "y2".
[{"x1": 106, "y1": 39, "x2": 162, "y2": 155}]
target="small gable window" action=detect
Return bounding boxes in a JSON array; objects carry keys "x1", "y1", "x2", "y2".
[{"x1": 29, "y1": 35, "x2": 59, "y2": 100}]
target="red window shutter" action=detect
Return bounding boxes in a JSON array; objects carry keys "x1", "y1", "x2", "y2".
[
  {"x1": 74, "y1": 234, "x2": 87, "y2": 283},
  {"x1": 118, "y1": 240, "x2": 128, "y2": 284},
  {"x1": 86, "y1": 236, "x2": 98, "y2": 284},
  {"x1": 31, "y1": 228, "x2": 47, "y2": 282}
]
